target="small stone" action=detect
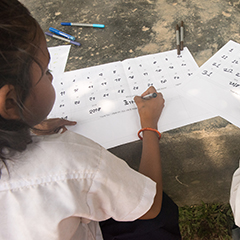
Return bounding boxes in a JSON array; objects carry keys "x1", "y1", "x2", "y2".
[
  {"x1": 222, "y1": 11, "x2": 231, "y2": 17},
  {"x1": 142, "y1": 26, "x2": 150, "y2": 32}
]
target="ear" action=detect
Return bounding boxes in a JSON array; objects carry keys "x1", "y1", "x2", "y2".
[{"x1": 0, "y1": 85, "x2": 21, "y2": 120}]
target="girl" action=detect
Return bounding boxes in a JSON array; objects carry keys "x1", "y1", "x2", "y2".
[{"x1": 0, "y1": 0, "x2": 181, "y2": 239}]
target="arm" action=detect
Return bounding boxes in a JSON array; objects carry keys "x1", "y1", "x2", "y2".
[{"x1": 134, "y1": 86, "x2": 165, "y2": 220}]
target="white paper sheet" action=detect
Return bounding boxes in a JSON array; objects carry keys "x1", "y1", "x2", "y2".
[
  {"x1": 48, "y1": 47, "x2": 216, "y2": 148},
  {"x1": 48, "y1": 45, "x2": 71, "y2": 80},
  {"x1": 180, "y1": 40, "x2": 240, "y2": 128}
]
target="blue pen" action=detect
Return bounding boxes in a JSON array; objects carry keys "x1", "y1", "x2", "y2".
[
  {"x1": 49, "y1": 27, "x2": 75, "y2": 40},
  {"x1": 45, "y1": 32, "x2": 80, "y2": 46},
  {"x1": 61, "y1": 22, "x2": 105, "y2": 28}
]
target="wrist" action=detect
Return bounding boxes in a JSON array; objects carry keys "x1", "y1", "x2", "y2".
[
  {"x1": 138, "y1": 128, "x2": 161, "y2": 140},
  {"x1": 141, "y1": 123, "x2": 158, "y2": 130}
]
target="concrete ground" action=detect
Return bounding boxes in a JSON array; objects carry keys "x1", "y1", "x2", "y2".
[{"x1": 21, "y1": 0, "x2": 240, "y2": 206}]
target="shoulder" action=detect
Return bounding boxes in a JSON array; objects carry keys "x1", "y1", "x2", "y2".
[
  {"x1": 32, "y1": 130, "x2": 103, "y2": 163},
  {"x1": 34, "y1": 130, "x2": 102, "y2": 150},
  {"x1": 2, "y1": 131, "x2": 106, "y2": 188}
]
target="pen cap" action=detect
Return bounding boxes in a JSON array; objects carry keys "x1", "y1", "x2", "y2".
[
  {"x1": 45, "y1": 32, "x2": 52, "y2": 37},
  {"x1": 70, "y1": 40, "x2": 81, "y2": 46},
  {"x1": 49, "y1": 27, "x2": 60, "y2": 33},
  {"x1": 61, "y1": 22, "x2": 71, "y2": 26},
  {"x1": 92, "y1": 24, "x2": 105, "y2": 28}
]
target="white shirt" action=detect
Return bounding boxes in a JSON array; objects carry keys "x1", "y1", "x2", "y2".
[
  {"x1": 0, "y1": 131, "x2": 156, "y2": 240},
  {"x1": 230, "y1": 161, "x2": 240, "y2": 227}
]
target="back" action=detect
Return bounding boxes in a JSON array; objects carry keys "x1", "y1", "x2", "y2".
[{"x1": 0, "y1": 131, "x2": 156, "y2": 240}]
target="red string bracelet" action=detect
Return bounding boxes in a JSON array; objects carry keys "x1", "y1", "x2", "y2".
[{"x1": 138, "y1": 128, "x2": 161, "y2": 140}]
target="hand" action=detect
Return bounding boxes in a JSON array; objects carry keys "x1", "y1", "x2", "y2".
[
  {"x1": 134, "y1": 86, "x2": 165, "y2": 129},
  {"x1": 32, "y1": 118, "x2": 77, "y2": 135}
]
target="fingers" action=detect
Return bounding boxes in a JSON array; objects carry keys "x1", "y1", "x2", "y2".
[
  {"x1": 134, "y1": 95, "x2": 142, "y2": 105},
  {"x1": 57, "y1": 119, "x2": 77, "y2": 134},
  {"x1": 140, "y1": 86, "x2": 157, "y2": 97},
  {"x1": 52, "y1": 119, "x2": 77, "y2": 134},
  {"x1": 134, "y1": 87, "x2": 164, "y2": 105},
  {"x1": 134, "y1": 87, "x2": 165, "y2": 129},
  {"x1": 60, "y1": 126, "x2": 68, "y2": 134},
  {"x1": 32, "y1": 118, "x2": 77, "y2": 136},
  {"x1": 59, "y1": 118, "x2": 77, "y2": 126}
]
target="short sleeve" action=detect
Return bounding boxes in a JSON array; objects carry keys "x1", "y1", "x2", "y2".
[
  {"x1": 0, "y1": 131, "x2": 156, "y2": 240},
  {"x1": 230, "y1": 164, "x2": 240, "y2": 227},
  {"x1": 87, "y1": 146, "x2": 156, "y2": 222}
]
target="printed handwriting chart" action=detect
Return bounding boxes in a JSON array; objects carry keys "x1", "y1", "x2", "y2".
[
  {"x1": 49, "y1": 47, "x2": 205, "y2": 148},
  {"x1": 180, "y1": 40, "x2": 240, "y2": 128},
  {"x1": 122, "y1": 48, "x2": 197, "y2": 100},
  {"x1": 122, "y1": 49, "x2": 214, "y2": 134},
  {"x1": 50, "y1": 61, "x2": 133, "y2": 123}
]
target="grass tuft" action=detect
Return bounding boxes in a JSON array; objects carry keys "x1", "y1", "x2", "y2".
[{"x1": 179, "y1": 203, "x2": 234, "y2": 239}]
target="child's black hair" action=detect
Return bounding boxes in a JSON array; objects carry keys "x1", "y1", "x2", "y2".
[{"x1": 0, "y1": 0, "x2": 42, "y2": 169}]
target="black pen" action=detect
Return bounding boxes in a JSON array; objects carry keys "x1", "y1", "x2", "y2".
[{"x1": 180, "y1": 21, "x2": 184, "y2": 50}]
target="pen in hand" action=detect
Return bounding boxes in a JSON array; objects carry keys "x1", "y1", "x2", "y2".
[{"x1": 142, "y1": 92, "x2": 157, "y2": 100}]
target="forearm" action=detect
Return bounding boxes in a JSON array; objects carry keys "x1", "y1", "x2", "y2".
[
  {"x1": 139, "y1": 130, "x2": 162, "y2": 183},
  {"x1": 134, "y1": 87, "x2": 164, "y2": 219},
  {"x1": 138, "y1": 130, "x2": 163, "y2": 219}
]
